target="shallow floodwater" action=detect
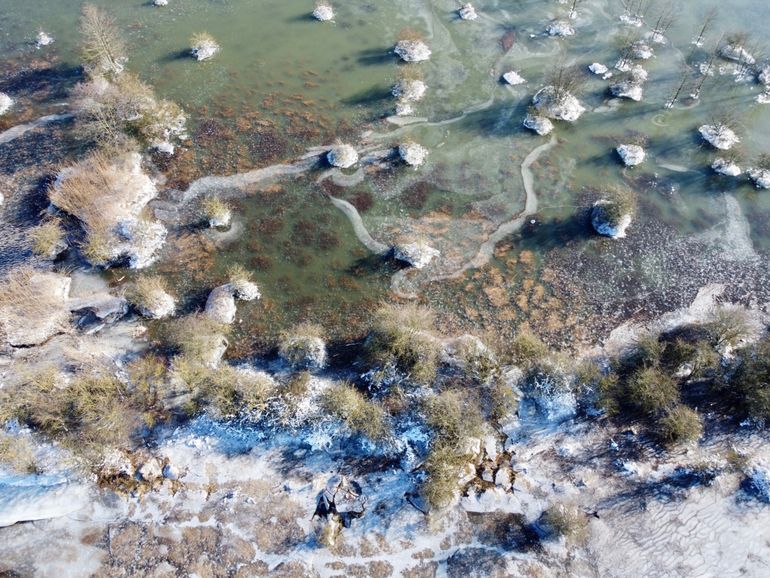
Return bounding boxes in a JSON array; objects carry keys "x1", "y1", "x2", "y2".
[{"x1": 2, "y1": 0, "x2": 770, "y2": 344}]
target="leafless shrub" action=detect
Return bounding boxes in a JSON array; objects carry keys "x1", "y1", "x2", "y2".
[{"x1": 73, "y1": 73, "x2": 186, "y2": 147}]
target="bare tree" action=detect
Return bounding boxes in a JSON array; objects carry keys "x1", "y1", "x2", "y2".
[
  {"x1": 709, "y1": 113, "x2": 739, "y2": 141},
  {"x1": 693, "y1": 8, "x2": 717, "y2": 47},
  {"x1": 650, "y1": 4, "x2": 677, "y2": 41},
  {"x1": 691, "y1": 37, "x2": 722, "y2": 100},
  {"x1": 569, "y1": 0, "x2": 583, "y2": 19},
  {"x1": 620, "y1": 0, "x2": 651, "y2": 25},
  {"x1": 79, "y1": 4, "x2": 127, "y2": 78},
  {"x1": 665, "y1": 66, "x2": 691, "y2": 109},
  {"x1": 545, "y1": 64, "x2": 585, "y2": 102},
  {"x1": 615, "y1": 31, "x2": 641, "y2": 70}
]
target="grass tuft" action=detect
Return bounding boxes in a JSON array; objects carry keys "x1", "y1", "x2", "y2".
[
  {"x1": 165, "y1": 314, "x2": 230, "y2": 366},
  {"x1": 126, "y1": 275, "x2": 173, "y2": 314},
  {"x1": 201, "y1": 196, "x2": 230, "y2": 225},
  {"x1": 322, "y1": 382, "x2": 390, "y2": 441},
  {"x1": 657, "y1": 404, "x2": 704, "y2": 446},
  {"x1": 30, "y1": 218, "x2": 66, "y2": 258},
  {"x1": 367, "y1": 303, "x2": 440, "y2": 385},
  {"x1": 625, "y1": 366, "x2": 679, "y2": 416}
]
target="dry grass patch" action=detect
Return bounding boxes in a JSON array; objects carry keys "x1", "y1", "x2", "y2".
[
  {"x1": 422, "y1": 439, "x2": 469, "y2": 509},
  {"x1": 0, "y1": 433, "x2": 38, "y2": 474},
  {"x1": 423, "y1": 389, "x2": 484, "y2": 442},
  {"x1": 74, "y1": 72, "x2": 186, "y2": 147},
  {"x1": 421, "y1": 390, "x2": 486, "y2": 509},
  {"x1": 0, "y1": 366, "x2": 147, "y2": 460},
  {"x1": 198, "y1": 365, "x2": 276, "y2": 418},
  {"x1": 0, "y1": 266, "x2": 66, "y2": 325},
  {"x1": 508, "y1": 330, "x2": 549, "y2": 368},
  {"x1": 0, "y1": 266, "x2": 70, "y2": 345},
  {"x1": 279, "y1": 322, "x2": 326, "y2": 368},
  {"x1": 49, "y1": 152, "x2": 135, "y2": 232}
]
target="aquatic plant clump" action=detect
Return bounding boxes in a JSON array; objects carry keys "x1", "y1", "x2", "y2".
[
  {"x1": 616, "y1": 144, "x2": 645, "y2": 167},
  {"x1": 279, "y1": 323, "x2": 328, "y2": 370},
  {"x1": 398, "y1": 142, "x2": 429, "y2": 167},
  {"x1": 392, "y1": 78, "x2": 427, "y2": 102},
  {"x1": 327, "y1": 143, "x2": 358, "y2": 168},
  {"x1": 712, "y1": 157, "x2": 742, "y2": 177},
  {"x1": 35, "y1": 30, "x2": 54, "y2": 48},
  {"x1": 546, "y1": 21, "x2": 575, "y2": 37},
  {"x1": 591, "y1": 187, "x2": 636, "y2": 239},
  {"x1": 458, "y1": 3, "x2": 478, "y2": 21},
  {"x1": 699, "y1": 124, "x2": 740, "y2": 151},
  {"x1": 748, "y1": 156, "x2": 770, "y2": 189},
  {"x1": 190, "y1": 32, "x2": 220, "y2": 61},
  {"x1": 226, "y1": 264, "x2": 261, "y2": 301},
  {"x1": 313, "y1": 2, "x2": 334, "y2": 22},
  {"x1": 394, "y1": 39, "x2": 432, "y2": 63},
  {"x1": 200, "y1": 196, "x2": 232, "y2": 228},
  {"x1": 502, "y1": 70, "x2": 526, "y2": 85},
  {"x1": 532, "y1": 84, "x2": 585, "y2": 122},
  {"x1": 394, "y1": 239, "x2": 440, "y2": 268},
  {"x1": 524, "y1": 108, "x2": 555, "y2": 135},
  {"x1": 126, "y1": 275, "x2": 176, "y2": 319}
]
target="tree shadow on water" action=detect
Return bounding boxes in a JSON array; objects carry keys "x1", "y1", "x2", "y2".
[
  {"x1": 158, "y1": 50, "x2": 194, "y2": 65},
  {"x1": 341, "y1": 85, "x2": 393, "y2": 107},
  {"x1": 357, "y1": 48, "x2": 394, "y2": 67},
  {"x1": 510, "y1": 209, "x2": 594, "y2": 252},
  {"x1": 454, "y1": 100, "x2": 532, "y2": 138},
  {"x1": 0, "y1": 64, "x2": 83, "y2": 101}
]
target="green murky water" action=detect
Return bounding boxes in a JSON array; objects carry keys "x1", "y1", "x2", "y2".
[{"x1": 2, "y1": 0, "x2": 770, "y2": 346}]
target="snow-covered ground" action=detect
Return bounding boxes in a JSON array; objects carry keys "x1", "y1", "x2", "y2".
[{"x1": 2, "y1": 404, "x2": 770, "y2": 576}]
